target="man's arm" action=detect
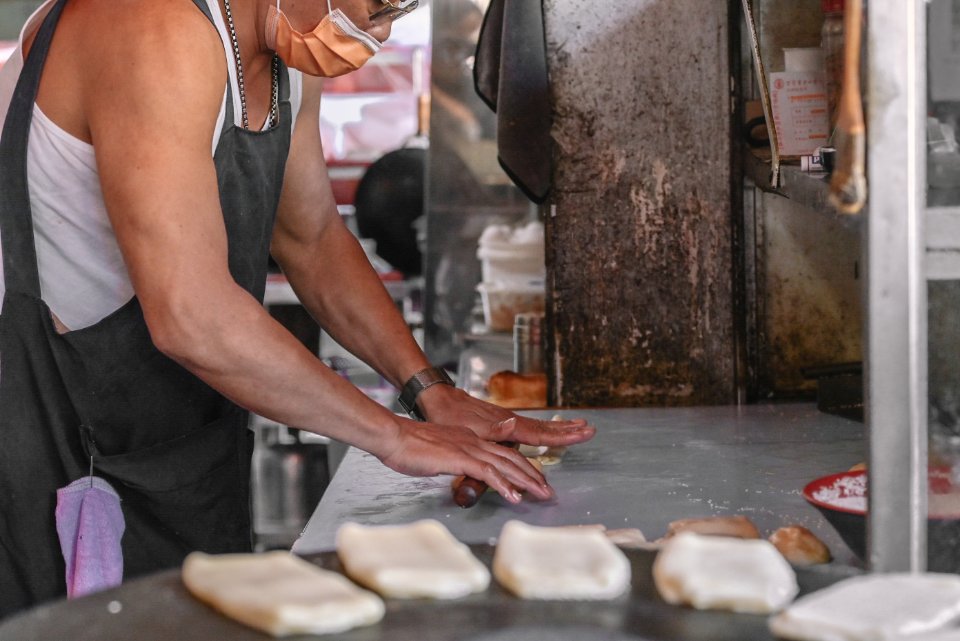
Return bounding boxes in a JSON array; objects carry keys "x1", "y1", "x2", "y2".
[
  {"x1": 271, "y1": 76, "x2": 596, "y2": 448},
  {"x1": 270, "y1": 74, "x2": 429, "y2": 390},
  {"x1": 83, "y1": 0, "x2": 550, "y2": 503}
]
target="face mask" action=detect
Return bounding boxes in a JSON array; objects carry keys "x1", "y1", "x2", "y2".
[{"x1": 265, "y1": 0, "x2": 382, "y2": 77}]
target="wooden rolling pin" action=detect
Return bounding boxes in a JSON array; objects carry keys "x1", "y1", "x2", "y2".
[
  {"x1": 451, "y1": 441, "x2": 522, "y2": 508},
  {"x1": 452, "y1": 475, "x2": 489, "y2": 508}
]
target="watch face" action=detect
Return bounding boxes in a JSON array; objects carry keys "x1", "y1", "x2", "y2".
[{"x1": 399, "y1": 368, "x2": 452, "y2": 419}]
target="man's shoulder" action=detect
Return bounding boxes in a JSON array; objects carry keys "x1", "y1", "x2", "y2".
[
  {"x1": 73, "y1": 0, "x2": 222, "y2": 73},
  {"x1": 77, "y1": 0, "x2": 228, "y2": 144}
]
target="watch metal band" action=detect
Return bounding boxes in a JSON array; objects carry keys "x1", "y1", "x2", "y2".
[{"x1": 398, "y1": 366, "x2": 454, "y2": 420}]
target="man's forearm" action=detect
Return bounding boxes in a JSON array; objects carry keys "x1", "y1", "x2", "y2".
[
  {"x1": 279, "y1": 220, "x2": 432, "y2": 389},
  {"x1": 147, "y1": 277, "x2": 402, "y2": 456}
]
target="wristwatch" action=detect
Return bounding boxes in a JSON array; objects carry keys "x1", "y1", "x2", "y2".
[{"x1": 398, "y1": 366, "x2": 454, "y2": 420}]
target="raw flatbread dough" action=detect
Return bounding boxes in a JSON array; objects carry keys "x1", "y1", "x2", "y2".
[
  {"x1": 899, "y1": 630, "x2": 960, "y2": 641},
  {"x1": 336, "y1": 520, "x2": 490, "y2": 599},
  {"x1": 769, "y1": 573, "x2": 960, "y2": 641},
  {"x1": 181, "y1": 551, "x2": 384, "y2": 637},
  {"x1": 493, "y1": 520, "x2": 631, "y2": 600},
  {"x1": 653, "y1": 532, "x2": 798, "y2": 614}
]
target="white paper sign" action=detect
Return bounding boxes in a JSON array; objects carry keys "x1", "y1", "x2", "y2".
[{"x1": 769, "y1": 71, "x2": 830, "y2": 157}]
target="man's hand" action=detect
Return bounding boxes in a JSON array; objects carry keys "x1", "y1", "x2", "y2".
[
  {"x1": 378, "y1": 417, "x2": 555, "y2": 505},
  {"x1": 416, "y1": 384, "x2": 596, "y2": 448}
]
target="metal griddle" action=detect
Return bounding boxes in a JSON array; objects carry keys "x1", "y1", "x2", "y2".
[{"x1": 0, "y1": 545, "x2": 860, "y2": 641}]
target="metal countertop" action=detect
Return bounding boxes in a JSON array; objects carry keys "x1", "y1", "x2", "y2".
[{"x1": 293, "y1": 404, "x2": 864, "y2": 564}]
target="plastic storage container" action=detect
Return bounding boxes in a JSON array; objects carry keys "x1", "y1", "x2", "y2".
[
  {"x1": 476, "y1": 221, "x2": 546, "y2": 332},
  {"x1": 477, "y1": 221, "x2": 546, "y2": 286},
  {"x1": 476, "y1": 281, "x2": 546, "y2": 332}
]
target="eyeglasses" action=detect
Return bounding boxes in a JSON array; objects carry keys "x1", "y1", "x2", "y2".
[{"x1": 370, "y1": 0, "x2": 419, "y2": 24}]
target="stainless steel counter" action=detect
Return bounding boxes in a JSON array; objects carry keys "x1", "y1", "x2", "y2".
[{"x1": 292, "y1": 404, "x2": 864, "y2": 565}]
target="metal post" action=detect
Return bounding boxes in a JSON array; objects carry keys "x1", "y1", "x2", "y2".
[{"x1": 865, "y1": 0, "x2": 927, "y2": 572}]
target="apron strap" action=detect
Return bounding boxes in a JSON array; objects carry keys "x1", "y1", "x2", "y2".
[
  {"x1": 0, "y1": 0, "x2": 68, "y2": 298},
  {"x1": 277, "y1": 58, "x2": 291, "y2": 123},
  {"x1": 189, "y1": 0, "x2": 237, "y2": 137}
]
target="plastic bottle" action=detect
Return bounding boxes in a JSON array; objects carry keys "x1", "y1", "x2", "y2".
[{"x1": 821, "y1": 0, "x2": 845, "y2": 134}]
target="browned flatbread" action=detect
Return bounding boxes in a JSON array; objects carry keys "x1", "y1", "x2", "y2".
[
  {"x1": 664, "y1": 515, "x2": 761, "y2": 540},
  {"x1": 768, "y1": 525, "x2": 832, "y2": 566},
  {"x1": 487, "y1": 371, "x2": 547, "y2": 409}
]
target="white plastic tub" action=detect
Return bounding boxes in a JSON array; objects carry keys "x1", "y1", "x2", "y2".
[{"x1": 477, "y1": 281, "x2": 546, "y2": 332}]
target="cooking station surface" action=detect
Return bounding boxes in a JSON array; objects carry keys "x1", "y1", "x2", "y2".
[
  {"x1": 294, "y1": 404, "x2": 864, "y2": 565},
  {"x1": 0, "y1": 404, "x2": 866, "y2": 641}
]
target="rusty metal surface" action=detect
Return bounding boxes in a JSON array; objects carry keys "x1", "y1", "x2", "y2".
[
  {"x1": 543, "y1": 0, "x2": 735, "y2": 407},
  {"x1": 755, "y1": 193, "x2": 862, "y2": 394}
]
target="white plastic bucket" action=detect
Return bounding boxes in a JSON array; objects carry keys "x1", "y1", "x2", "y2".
[{"x1": 477, "y1": 222, "x2": 545, "y2": 286}]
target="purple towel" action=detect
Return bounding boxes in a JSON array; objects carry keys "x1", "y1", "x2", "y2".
[{"x1": 55, "y1": 476, "x2": 125, "y2": 599}]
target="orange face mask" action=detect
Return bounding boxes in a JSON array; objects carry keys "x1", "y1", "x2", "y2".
[{"x1": 265, "y1": 0, "x2": 381, "y2": 77}]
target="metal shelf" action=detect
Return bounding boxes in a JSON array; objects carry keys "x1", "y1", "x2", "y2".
[
  {"x1": 744, "y1": 151, "x2": 863, "y2": 230},
  {"x1": 745, "y1": 158, "x2": 960, "y2": 278},
  {"x1": 926, "y1": 206, "x2": 960, "y2": 280}
]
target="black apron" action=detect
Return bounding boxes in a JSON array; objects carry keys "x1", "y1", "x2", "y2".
[{"x1": 0, "y1": 0, "x2": 291, "y2": 617}]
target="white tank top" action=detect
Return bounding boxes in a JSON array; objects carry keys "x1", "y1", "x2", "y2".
[{"x1": 0, "y1": 0, "x2": 303, "y2": 330}]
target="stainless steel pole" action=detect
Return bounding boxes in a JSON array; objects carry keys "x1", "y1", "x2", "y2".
[{"x1": 865, "y1": 0, "x2": 927, "y2": 572}]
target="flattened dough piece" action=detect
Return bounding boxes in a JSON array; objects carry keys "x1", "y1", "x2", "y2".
[
  {"x1": 769, "y1": 573, "x2": 960, "y2": 641},
  {"x1": 336, "y1": 520, "x2": 490, "y2": 599},
  {"x1": 182, "y1": 551, "x2": 384, "y2": 637},
  {"x1": 664, "y1": 515, "x2": 761, "y2": 540},
  {"x1": 653, "y1": 532, "x2": 798, "y2": 614},
  {"x1": 493, "y1": 520, "x2": 631, "y2": 600}
]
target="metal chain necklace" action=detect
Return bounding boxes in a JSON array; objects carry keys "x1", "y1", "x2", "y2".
[{"x1": 222, "y1": 0, "x2": 279, "y2": 130}]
